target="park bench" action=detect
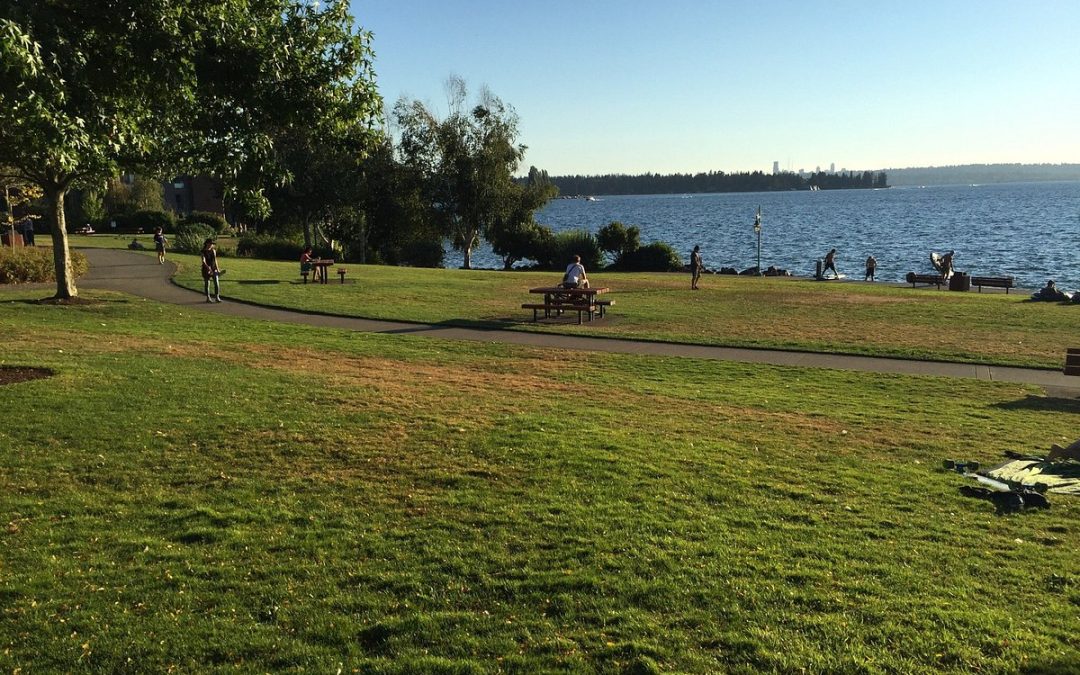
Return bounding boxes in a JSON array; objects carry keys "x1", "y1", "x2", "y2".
[
  {"x1": 1065, "y1": 348, "x2": 1080, "y2": 376},
  {"x1": 337, "y1": 267, "x2": 347, "y2": 284},
  {"x1": 905, "y1": 272, "x2": 944, "y2": 289},
  {"x1": 970, "y1": 276, "x2": 1015, "y2": 294}
]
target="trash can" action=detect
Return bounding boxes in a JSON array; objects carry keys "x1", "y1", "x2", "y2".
[
  {"x1": 949, "y1": 271, "x2": 971, "y2": 292},
  {"x1": 814, "y1": 259, "x2": 823, "y2": 280}
]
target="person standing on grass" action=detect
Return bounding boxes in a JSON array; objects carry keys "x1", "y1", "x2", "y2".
[
  {"x1": 865, "y1": 255, "x2": 877, "y2": 281},
  {"x1": 562, "y1": 254, "x2": 590, "y2": 289},
  {"x1": 20, "y1": 218, "x2": 34, "y2": 246},
  {"x1": 691, "y1": 245, "x2": 704, "y2": 289},
  {"x1": 823, "y1": 248, "x2": 839, "y2": 278},
  {"x1": 200, "y1": 238, "x2": 222, "y2": 303},
  {"x1": 153, "y1": 226, "x2": 167, "y2": 264}
]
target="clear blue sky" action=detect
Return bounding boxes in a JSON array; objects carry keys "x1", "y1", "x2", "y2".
[{"x1": 351, "y1": 0, "x2": 1080, "y2": 176}]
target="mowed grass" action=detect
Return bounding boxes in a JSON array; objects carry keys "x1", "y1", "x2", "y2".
[
  {"x1": 1, "y1": 290, "x2": 1077, "y2": 673},
  {"x1": 163, "y1": 254, "x2": 1080, "y2": 368}
]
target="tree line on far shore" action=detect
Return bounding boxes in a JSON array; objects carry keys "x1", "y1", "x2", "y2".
[{"x1": 543, "y1": 170, "x2": 888, "y2": 197}]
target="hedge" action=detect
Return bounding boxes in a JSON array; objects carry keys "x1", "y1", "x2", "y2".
[{"x1": 0, "y1": 247, "x2": 89, "y2": 284}]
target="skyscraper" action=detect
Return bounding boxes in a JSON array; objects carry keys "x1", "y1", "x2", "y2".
[{"x1": 772, "y1": 161, "x2": 780, "y2": 175}]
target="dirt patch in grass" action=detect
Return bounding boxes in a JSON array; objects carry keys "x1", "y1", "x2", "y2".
[{"x1": 0, "y1": 366, "x2": 54, "y2": 386}]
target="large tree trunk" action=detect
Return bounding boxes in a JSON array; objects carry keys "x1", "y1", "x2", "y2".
[
  {"x1": 45, "y1": 184, "x2": 78, "y2": 299},
  {"x1": 302, "y1": 216, "x2": 312, "y2": 249}
]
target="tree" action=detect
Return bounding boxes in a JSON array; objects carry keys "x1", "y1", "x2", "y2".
[
  {"x1": 394, "y1": 77, "x2": 528, "y2": 269},
  {"x1": 0, "y1": 0, "x2": 381, "y2": 298},
  {"x1": 596, "y1": 221, "x2": 641, "y2": 266},
  {"x1": 487, "y1": 166, "x2": 558, "y2": 269}
]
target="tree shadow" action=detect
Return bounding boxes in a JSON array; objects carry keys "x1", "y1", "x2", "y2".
[
  {"x1": 993, "y1": 394, "x2": 1080, "y2": 414},
  {"x1": 236, "y1": 280, "x2": 282, "y2": 285}
]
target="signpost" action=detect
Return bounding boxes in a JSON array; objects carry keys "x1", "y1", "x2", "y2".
[{"x1": 753, "y1": 206, "x2": 762, "y2": 275}]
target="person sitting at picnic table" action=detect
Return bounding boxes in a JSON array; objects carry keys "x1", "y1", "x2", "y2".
[
  {"x1": 300, "y1": 246, "x2": 314, "y2": 278},
  {"x1": 561, "y1": 255, "x2": 590, "y2": 289},
  {"x1": 1032, "y1": 279, "x2": 1069, "y2": 302}
]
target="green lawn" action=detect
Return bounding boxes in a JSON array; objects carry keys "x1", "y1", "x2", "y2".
[
  {"x1": 1, "y1": 290, "x2": 1077, "y2": 673},
  {"x1": 159, "y1": 254, "x2": 1079, "y2": 369}
]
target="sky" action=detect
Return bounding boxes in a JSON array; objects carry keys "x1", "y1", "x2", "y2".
[{"x1": 351, "y1": 0, "x2": 1080, "y2": 176}]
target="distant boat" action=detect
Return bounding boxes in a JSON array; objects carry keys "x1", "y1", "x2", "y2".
[
  {"x1": 585, "y1": 196, "x2": 597, "y2": 202},
  {"x1": 809, "y1": 185, "x2": 821, "y2": 191}
]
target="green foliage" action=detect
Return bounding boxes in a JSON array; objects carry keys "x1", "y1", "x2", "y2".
[
  {"x1": 181, "y1": 211, "x2": 229, "y2": 235},
  {"x1": 173, "y1": 223, "x2": 217, "y2": 254},
  {"x1": 0, "y1": 0, "x2": 382, "y2": 297},
  {"x1": 0, "y1": 246, "x2": 87, "y2": 283},
  {"x1": 394, "y1": 78, "x2": 529, "y2": 269},
  {"x1": 109, "y1": 209, "x2": 176, "y2": 234},
  {"x1": 613, "y1": 241, "x2": 683, "y2": 271},
  {"x1": 77, "y1": 190, "x2": 106, "y2": 224},
  {"x1": 596, "y1": 221, "x2": 641, "y2": 265},
  {"x1": 532, "y1": 228, "x2": 603, "y2": 271},
  {"x1": 236, "y1": 234, "x2": 306, "y2": 261}
]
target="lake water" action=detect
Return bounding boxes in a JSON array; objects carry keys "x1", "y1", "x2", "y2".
[{"x1": 465, "y1": 181, "x2": 1080, "y2": 290}]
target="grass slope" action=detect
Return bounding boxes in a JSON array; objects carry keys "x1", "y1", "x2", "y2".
[
  {"x1": 161, "y1": 254, "x2": 1080, "y2": 369},
  {"x1": 1, "y1": 290, "x2": 1077, "y2": 673}
]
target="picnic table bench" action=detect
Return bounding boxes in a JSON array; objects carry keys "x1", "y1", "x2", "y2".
[
  {"x1": 523, "y1": 286, "x2": 611, "y2": 324},
  {"x1": 1065, "y1": 348, "x2": 1080, "y2": 376},
  {"x1": 905, "y1": 272, "x2": 944, "y2": 289},
  {"x1": 970, "y1": 276, "x2": 1015, "y2": 293}
]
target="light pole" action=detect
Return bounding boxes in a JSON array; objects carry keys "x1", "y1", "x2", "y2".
[{"x1": 753, "y1": 206, "x2": 762, "y2": 275}]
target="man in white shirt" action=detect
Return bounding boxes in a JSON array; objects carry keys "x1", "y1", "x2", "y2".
[{"x1": 562, "y1": 255, "x2": 590, "y2": 289}]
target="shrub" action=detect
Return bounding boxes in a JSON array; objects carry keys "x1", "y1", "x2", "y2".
[
  {"x1": 173, "y1": 223, "x2": 218, "y2": 254},
  {"x1": 181, "y1": 211, "x2": 230, "y2": 235},
  {"x1": 0, "y1": 247, "x2": 88, "y2": 284},
  {"x1": 614, "y1": 241, "x2": 683, "y2": 272},
  {"x1": 128, "y1": 210, "x2": 176, "y2": 234},
  {"x1": 236, "y1": 234, "x2": 306, "y2": 261},
  {"x1": 534, "y1": 229, "x2": 602, "y2": 271},
  {"x1": 597, "y1": 221, "x2": 641, "y2": 262},
  {"x1": 398, "y1": 239, "x2": 444, "y2": 268}
]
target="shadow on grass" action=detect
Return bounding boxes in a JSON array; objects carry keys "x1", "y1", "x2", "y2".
[
  {"x1": 378, "y1": 317, "x2": 517, "y2": 335},
  {"x1": 1021, "y1": 662, "x2": 1080, "y2": 675},
  {"x1": 993, "y1": 394, "x2": 1080, "y2": 414},
  {"x1": 236, "y1": 280, "x2": 283, "y2": 286}
]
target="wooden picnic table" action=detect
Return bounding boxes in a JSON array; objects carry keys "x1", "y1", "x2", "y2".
[
  {"x1": 523, "y1": 286, "x2": 611, "y2": 323},
  {"x1": 310, "y1": 259, "x2": 334, "y2": 284}
]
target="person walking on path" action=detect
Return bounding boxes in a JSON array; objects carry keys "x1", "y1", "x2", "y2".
[
  {"x1": 690, "y1": 245, "x2": 704, "y2": 289},
  {"x1": 153, "y1": 227, "x2": 168, "y2": 264},
  {"x1": 200, "y1": 238, "x2": 222, "y2": 302},
  {"x1": 864, "y1": 255, "x2": 877, "y2": 282},
  {"x1": 823, "y1": 248, "x2": 839, "y2": 279}
]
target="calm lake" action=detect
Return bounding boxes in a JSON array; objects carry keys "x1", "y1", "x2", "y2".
[{"x1": 466, "y1": 181, "x2": 1080, "y2": 290}]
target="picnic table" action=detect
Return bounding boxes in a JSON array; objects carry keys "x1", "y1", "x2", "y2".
[
  {"x1": 310, "y1": 259, "x2": 334, "y2": 284},
  {"x1": 522, "y1": 286, "x2": 611, "y2": 324}
]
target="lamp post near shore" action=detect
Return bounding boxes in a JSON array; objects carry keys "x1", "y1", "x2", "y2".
[{"x1": 753, "y1": 206, "x2": 762, "y2": 275}]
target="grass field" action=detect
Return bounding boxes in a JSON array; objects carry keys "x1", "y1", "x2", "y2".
[
  {"x1": 154, "y1": 253, "x2": 1080, "y2": 369},
  {"x1": 1, "y1": 289, "x2": 1077, "y2": 672}
]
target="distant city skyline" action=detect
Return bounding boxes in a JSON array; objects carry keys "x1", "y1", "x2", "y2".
[{"x1": 353, "y1": 0, "x2": 1080, "y2": 176}]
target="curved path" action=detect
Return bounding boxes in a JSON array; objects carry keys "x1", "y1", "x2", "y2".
[{"x1": 74, "y1": 248, "x2": 1079, "y2": 394}]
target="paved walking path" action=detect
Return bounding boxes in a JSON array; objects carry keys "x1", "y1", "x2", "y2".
[{"x1": 30, "y1": 248, "x2": 1080, "y2": 394}]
